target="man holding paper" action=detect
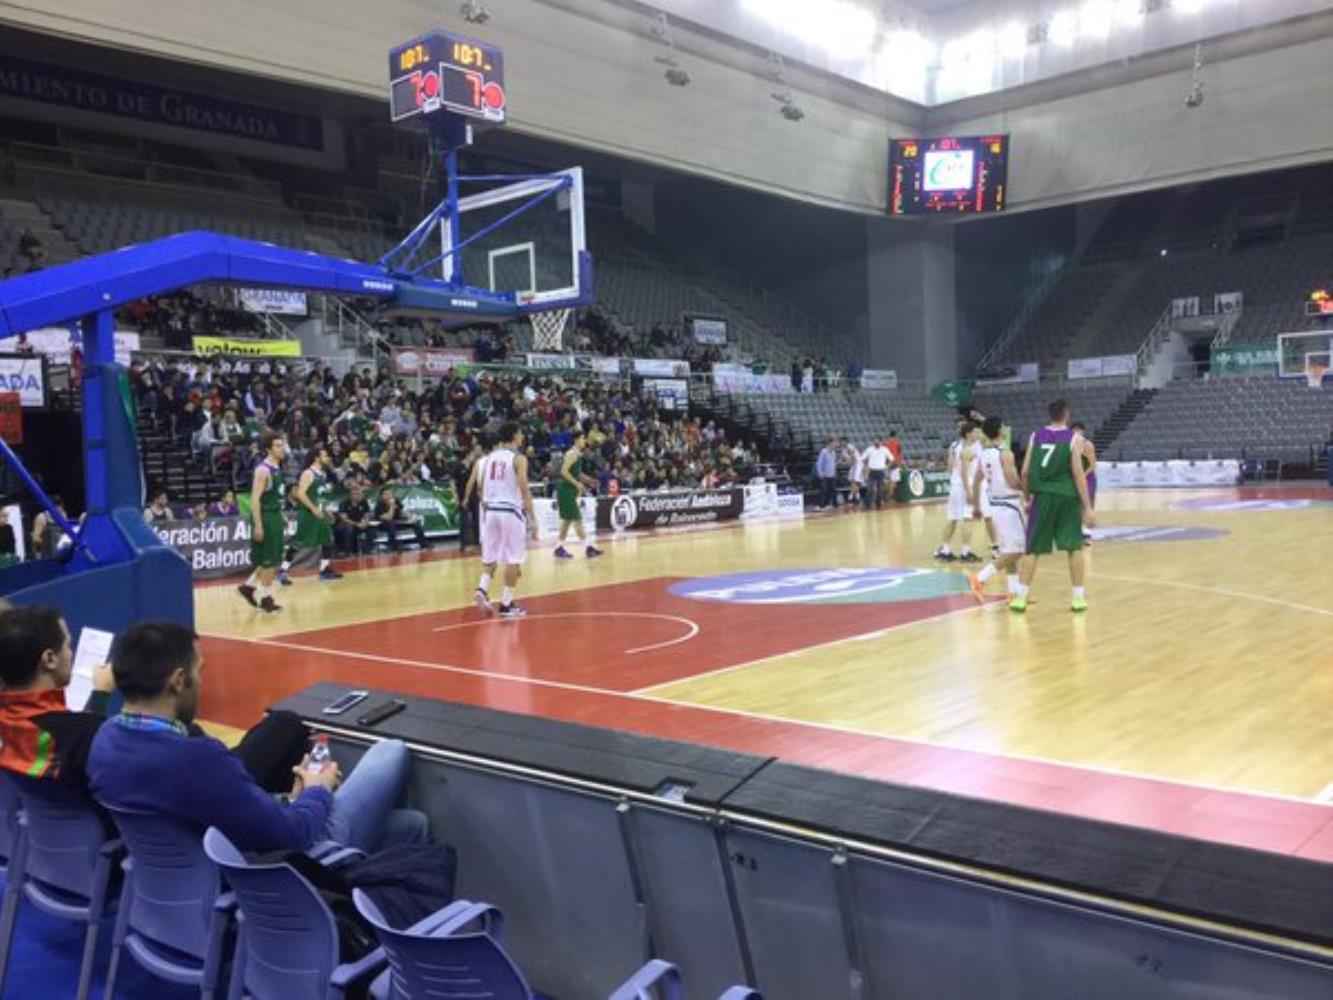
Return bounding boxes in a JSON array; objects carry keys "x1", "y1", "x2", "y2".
[
  {"x1": 0, "y1": 605, "x2": 115, "y2": 789},
  {"x1": 0, "y1": 606, "x2": 308, "y2": 797}
]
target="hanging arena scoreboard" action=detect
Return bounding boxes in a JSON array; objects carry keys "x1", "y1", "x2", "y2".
[
  {"x1": 389, "y1": 31, "x2": 507, "y2": 127},
  {"x1": 889, "y1": 135, "x2": 1009, "y2": 215}
]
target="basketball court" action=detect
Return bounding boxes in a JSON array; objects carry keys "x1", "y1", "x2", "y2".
[{"x1": 195, "y1": 483, "x2": 1333, "y2": 862}]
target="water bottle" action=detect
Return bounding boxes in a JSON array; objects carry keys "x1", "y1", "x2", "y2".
[{"x1": 307, "y1": 734, "x2": 331, "y2": 775}]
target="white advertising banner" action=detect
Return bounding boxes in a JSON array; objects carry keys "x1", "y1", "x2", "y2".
[
  {"x1": 1214, "y1": 291, "x2": 1244, "y2": 315},
  {"x1": 0, "y1": 328, "x2": 140, "y2": 365},
  {"x1": 533, "y1": 496, "x2": 597, "y2": 541},
  {"x1": 0, "y1": 357, "x2": 46, "y2": 407},
  {"x1": 690, "y1": 317, "x2": 728, "y2": 345},
  {"x1": 238, "y1": 288, "x2": 308, "y2": 316},
  {"x1": 1068, "y1": 354, "x2": 1137, "y2": 379},
  {"x1": 585, "y1": 357, "x2": 622, "y2": 377},
  {"x1": 632, "y1": 358, "x2": 690, "y2": 377},
  {"x1": 1098, "y1": 460, "x2": 1241, "y2": 488},
  {"x1": 1171, "y1": 296, "x2": 1200, "y2": 319},
  {"x1": 713, "y1": 364, "x2": 792, "y2": 394},
  {"x1": 860, "y1": 368, "x2": 898, "y2": 390},
  {"x1": 526, "y1": 352, "x2": 577, "y2": 370}
]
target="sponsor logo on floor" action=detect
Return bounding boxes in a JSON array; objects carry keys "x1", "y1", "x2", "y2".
[
  {"x1": 669, "y1": 567, "x2": 970, "y2": 605},
  {"x1": 1173, "y1": 498, "x2": 1331, "y2": 512},
  {"x1": 1088, "y1": 525, "x2": 1228, "y2": 544}
]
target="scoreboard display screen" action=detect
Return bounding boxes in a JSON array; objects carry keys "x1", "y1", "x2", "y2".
[
  {"x1": 389, "y1": 31, "x2": 506, "y2": 126},
  {"x1": 889, "y1": 135, "x2": 1009, "y2": 215}
]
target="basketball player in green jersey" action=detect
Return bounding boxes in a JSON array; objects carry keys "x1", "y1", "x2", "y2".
[
  {"x1": 1010, "y1": 399, "x2": 1095, "y2": 614},
  {"x1": 278, "y1": 446, "x2": 343, "y2": 585},
  {"x1": 553, "y1": 421, "x2": 603, "y2": 560},
  {"x1": 238, "y1": 430, "x2": 288, "y2": 614}
]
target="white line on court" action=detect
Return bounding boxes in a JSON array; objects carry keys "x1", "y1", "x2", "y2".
[
  {"x1": 631, "y1": 599, "x2": 995, "y2": 691},
  {"x1": 1095, "y1": 574, "x2": 1333, "y2": 618},
  {"x1": 430, "y1": 611, "x2": 700, "y2": 655},
  {"x1": 206, "y1": 627, "x2": 1333, "y2": 808}
]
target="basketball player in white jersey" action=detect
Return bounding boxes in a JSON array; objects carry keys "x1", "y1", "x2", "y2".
[
  {"x1": 935, "y1": 422, "x2": 978, "y2": 562},
  {"x1": 969, "y1": 417, "x2": 1026, "y2": 601},
  {"x1": 470, "y1": 422, "x2": 536, "y2": 618},
  {"x1": 967, "y1": 424, "x2": 1000, "y2": 555}
]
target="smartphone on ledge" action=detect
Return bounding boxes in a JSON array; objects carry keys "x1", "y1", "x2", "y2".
[{"x1": 322, "y1": 690, "x2": 370, "y2": 715}]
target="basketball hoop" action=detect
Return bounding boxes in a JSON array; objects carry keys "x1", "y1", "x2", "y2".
[
  {"x1": 1305, "y1": 360, "x2": 1329, "y2": 389},
  {"x1": 530, "y1": 308, "x2": 572, "y2": 352}
]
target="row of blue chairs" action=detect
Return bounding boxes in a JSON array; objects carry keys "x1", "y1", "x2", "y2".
[{"x1": 0, "y1": 773, "x2": 760, "y2": 999}]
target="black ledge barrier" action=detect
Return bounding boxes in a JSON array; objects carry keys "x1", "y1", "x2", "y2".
[{"x1": 276, "y1": 682, "x2": 1333, "y2": 998}]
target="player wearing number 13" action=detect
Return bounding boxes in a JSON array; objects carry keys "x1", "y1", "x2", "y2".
[{"x1": 1010, "y1": 399, "x2": 1096, "y2": 614}]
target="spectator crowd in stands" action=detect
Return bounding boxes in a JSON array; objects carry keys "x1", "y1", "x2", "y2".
[
  {"x1": 129, "y1": 353, "x2": 766, "y2": 551},
  {"x1": 118, "y1": 291, "x2": 264, "y2": 350}
]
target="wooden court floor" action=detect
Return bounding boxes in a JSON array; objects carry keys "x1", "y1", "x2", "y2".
[{"x1": 195, "y1": 484, "x2": 1333, "y2": 860}]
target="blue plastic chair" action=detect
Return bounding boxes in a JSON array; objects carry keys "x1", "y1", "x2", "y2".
[
  {"x1": 607, "y1": 960, "x2": 761, "y2": 1000},
  {"x1": 607, "y1": 959, "x2": 684, "y2": 1000},
  {"x1": 101, "y1": 805, "x2": 237, "y2": 1000},
  {"x1": 203, "y1": 827, "x2": 386, "y2": 999},
  {"x1": 11, "y1": 778, "x2": 123, "y2": 1000},
  {"x1": 352, "y1": 889, "x2": 530, "y2": 1000},
  {"x1": 0, "y1": 773, "x2": 27, "y2": 996}
]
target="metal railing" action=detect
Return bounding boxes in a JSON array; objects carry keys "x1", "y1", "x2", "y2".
[
  {"x1": 3, "y1": 140, "x2": 285, "y2": 203},
  {"x1": 1208, "y1": 308, "x2": 1243, "y2": 350},
  {"x1": 976, "y1": 261, "x2": 1065, "y2": 372},
  {"x1": 1134, "y1": 305, "x2": 1175, "y2": 378}
]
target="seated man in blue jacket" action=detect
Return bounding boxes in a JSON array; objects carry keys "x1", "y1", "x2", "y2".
[{"x1": 89, "y1": 621, "x2": 428, "y2": 854}]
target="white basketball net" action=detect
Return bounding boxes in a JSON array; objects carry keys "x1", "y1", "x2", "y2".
[
  {"x1": 531, "y1": 308, "x2": 572, "y2": 352},
  {"x1": 1306, "y1": 359, "x2": 1329, "y2": 389}
]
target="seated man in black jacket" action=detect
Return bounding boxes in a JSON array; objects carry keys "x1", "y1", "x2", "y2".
[
  {"x1": 373, "y1": 488, "x2": 427, "y2": 551},
  {"x1": 335, "y1": 485, "x2": 375, "y2": 555}
]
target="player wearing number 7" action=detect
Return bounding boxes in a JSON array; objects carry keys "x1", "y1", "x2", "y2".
[{"x1": 1009, "y1": 399, "x2": 1096, "y2": 614}]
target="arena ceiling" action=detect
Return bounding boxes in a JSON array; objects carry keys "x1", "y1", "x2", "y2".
[{"x1": 643, "y1": 0, "x2": 1333, "y2": 106}]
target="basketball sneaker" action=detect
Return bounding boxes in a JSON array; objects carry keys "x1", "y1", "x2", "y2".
[
  {"x1": 553, "y1": 546, "x2": 574, "y2": 559},
  {"x1": 499, "y1": 603, "x2": 527, "y2": 619},
  {"x1": 586, "y1": 546, "x2": 604, "y2": 558},
  {"x1": 1008, "y1": 596, "x2": 1028, "y2": 614},
  {"x1": 934, "y1": 549, "x2": 956, "y2": 562},
  {"x1": 259, "y1": 596, "x2": 282, "y2": 614},
  {"x1": 474, "y1": 589, "x2": 494, "y2": 616},
  {"x1": 277, "y1": 571, "x2": 293, "y2": 587},
  {"x1": 319, "y1": 569, "x2": 343, "y2": 581},
  {"x1": 959, "y1": 552, "x2": 980, "y2": 564},
  {"x1": 968, "y1": 574, "x2": 986, "y2": 604},
  {"x1": 1071, "y1": 597, "x2": 1089, "y2": 613},
  {"x1": 237, "y1": 584, "x2": 258, "y2": 608}
]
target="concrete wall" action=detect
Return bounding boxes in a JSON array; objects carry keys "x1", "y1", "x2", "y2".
[
  {"x1": 935, "y1": 33, "x2": 1333, "y2": 213},
  {"x1": 4, "y1": 0, "x2": 916, "y2": 213},
  {"x1": 865, "y1": 219, "x2": 957, "y2": 384}
]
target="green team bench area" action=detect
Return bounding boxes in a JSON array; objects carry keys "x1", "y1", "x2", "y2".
[{"x1": 277, "y1": 683, "x2": 1333, "y2": 999}]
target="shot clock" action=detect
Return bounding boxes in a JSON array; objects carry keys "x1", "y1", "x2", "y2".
[{"x1": 389, "y1": 31, "x2": 507, "y2": 127}]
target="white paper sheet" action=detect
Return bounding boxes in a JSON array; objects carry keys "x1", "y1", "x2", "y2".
[{"x1": 66, "y1": 627, "x2": 114, "y2": 711}]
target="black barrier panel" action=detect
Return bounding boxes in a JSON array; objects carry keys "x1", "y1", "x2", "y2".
[
  {"x1": 278, "y1": 682, "x2": 770, "y2": 806},
  {"x1": 722, "y1": 762, "x2": 1333, "y2": 948},
  {"x1": 278, "y1": 685, "x2": 1333, "y2": 996},
  {"x1": 595, "y1": 488, "x2": 745, "y2": 532}
]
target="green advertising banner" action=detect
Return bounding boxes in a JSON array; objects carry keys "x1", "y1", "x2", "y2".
[
  {"x1": 930, "y1": 379, "x2": 973, "y2": 408},
  {"x1": 1212, "y1": 346, "x2": 1278, "y2": 373},
  {"x1": 895, "y1": 468, "x2": 952, "y2": 502},
  {"x1": 238, "y1": 483, "x2": 460, "y2": 534}
]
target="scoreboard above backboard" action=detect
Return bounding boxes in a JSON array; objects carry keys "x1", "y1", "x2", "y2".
[
  {"x1": 889, "y1": 135, "x2": 1009, "y2": 215},
  {"x1": 389, "y1": 31, "x2": 506, "y2": 127}
]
